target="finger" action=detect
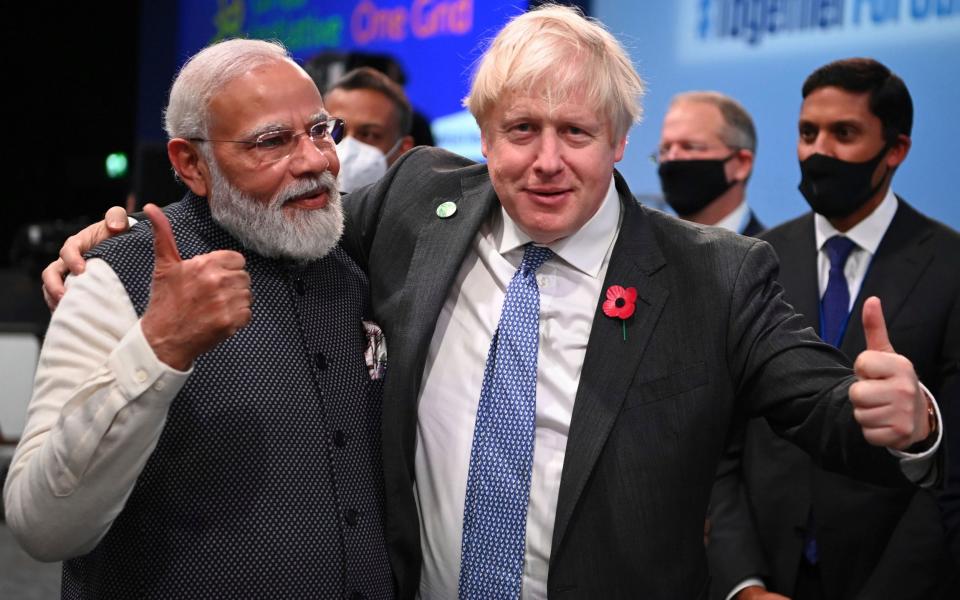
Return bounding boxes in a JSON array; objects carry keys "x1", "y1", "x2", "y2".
[
  {"x1": 145, "y1": 204, "x2": 182, "y2": 266},
  {"x1": 849, "y1": 377, "x2": 909, "y2": 408},
  {"x1": 862, "y1": 296, "x2": 894, "y2": 353},
  {"x1": 218, "y1": 270, "x2": 252, "y2": 290},
  {"x1": 41, "y1": 259, "x2": 70, "y2": 308},
  {"x1": 42, "y1": 282, "x2": 60, "y2": 311},
  {"x1": 104, "y1": 206, "x2": 131, "y2": 233},
  {"x1": 60, "y1": 235, "x2": 88, "y2": 275},
  {"x1": 205, "y1": 249, "x2": 247, "y2": 270},
  {"x1": 853, "y1": 350, "x2": 910, "y2": 381}
]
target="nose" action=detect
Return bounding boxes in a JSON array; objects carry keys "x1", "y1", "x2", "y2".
[
  {"x1": 533, "y1": 130, "x2": 564, "y2": 177},
  {"x1": 661, "y1": 143, "x2": 682, "y2": 162},
  {"x1": 288, "y1": 134, "x2": 332, "y2": 176},
  {"x1": 800, "y1": 132, "x2": 835, "y2": 159}
]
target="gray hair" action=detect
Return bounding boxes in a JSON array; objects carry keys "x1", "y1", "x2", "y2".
[
  {"x1": 670, "y1": 91, "x2": 757, "y2": 153},
  {"x1": 164, "y1": 38, "x2": 292, "y2": 140}
]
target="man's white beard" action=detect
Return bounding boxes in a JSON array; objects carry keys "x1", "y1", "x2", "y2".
[{"x1": 206, "y1": 158, "x2": 344, "y2": 262}]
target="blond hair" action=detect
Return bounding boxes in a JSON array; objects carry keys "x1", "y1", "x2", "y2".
[{"x1": 464, "y1": 4, "x2": 644, "y2": 140}]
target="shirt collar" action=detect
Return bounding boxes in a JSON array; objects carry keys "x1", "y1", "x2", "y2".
[
  {"x1": 814, "y1": 187, "x2": 898, "y2": 255},
  {"x1": 713, "y1": 200, "x2": 751, "y2": 234},
  {"x1": 494, "y1": 175, "x2": 621, "y2": 278}
]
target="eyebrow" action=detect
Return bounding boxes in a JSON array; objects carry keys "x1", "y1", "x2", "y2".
[{"x1": 242, "y1": 112, "x2": 330, "y2": 139}]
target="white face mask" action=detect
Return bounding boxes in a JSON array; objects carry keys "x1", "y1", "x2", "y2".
[{"x1": 335, "y1": 136, "x2": 389, "y2": 194}]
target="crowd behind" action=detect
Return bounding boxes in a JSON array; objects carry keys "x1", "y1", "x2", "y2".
[{"x1": 3, "y1": 4, "x2": 959, "y2": 600}]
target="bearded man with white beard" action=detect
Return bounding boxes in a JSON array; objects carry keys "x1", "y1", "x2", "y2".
[{"x1": 2, "y1": 39, "x2": 394, "y2": 600}]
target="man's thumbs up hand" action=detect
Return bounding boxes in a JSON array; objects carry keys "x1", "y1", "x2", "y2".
[
  {"x1": 141, "y1": 204, "x2": 252, "y2": 371},
  {"x1": 849, "y1": 297, "x2": 932, "y2": 450}
]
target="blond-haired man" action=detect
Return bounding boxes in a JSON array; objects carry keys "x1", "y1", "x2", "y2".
[{"x1": 40, "y1": 6, "x2": 940, "y2": 599}]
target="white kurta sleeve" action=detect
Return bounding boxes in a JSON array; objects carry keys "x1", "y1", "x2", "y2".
[{"x1": 3, "y1": 259, "x2": 191, "y2": 561}]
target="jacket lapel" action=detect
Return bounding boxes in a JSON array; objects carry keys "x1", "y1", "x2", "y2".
[
  {"x1": 840, "y1": 200, "x2": 933, "y2": 356},
  {"x1": 767, "y1": 214, "x2": 821, "y2": 334},
  {"x1": 402, "y1": 170, "x2": 498, "y2": 364},
  {"x1": 551, "y1": 176, "x2": 669, "y2": 555}
]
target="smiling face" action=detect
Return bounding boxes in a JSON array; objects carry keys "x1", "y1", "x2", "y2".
[
  {"x1": 202, "y1": 59, "x2": 341, "y2": 216},
  {"x1": 480, "y1": 91, "x2": 626, "y2": 244}
]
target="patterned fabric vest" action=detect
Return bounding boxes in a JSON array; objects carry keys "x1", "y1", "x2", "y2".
[{"x1": 63, "y1": 195, "x2": 393, "y2": 599}]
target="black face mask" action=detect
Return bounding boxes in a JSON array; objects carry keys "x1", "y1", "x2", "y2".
[
  {"x1": 798, "y1": 145, "x2": 890, "y2": 219},
  {"x1": 658, "y1": 154, "x2": 738, "y2": 217}
]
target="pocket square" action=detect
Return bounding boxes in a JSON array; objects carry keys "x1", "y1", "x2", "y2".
[{"x1": 363, "y1": 320, "x2": 387, "y2": 380}]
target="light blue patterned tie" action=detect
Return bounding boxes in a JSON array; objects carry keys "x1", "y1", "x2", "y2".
[{"x1": 458, "y1": 244, "x2": 554, "y2": 600}]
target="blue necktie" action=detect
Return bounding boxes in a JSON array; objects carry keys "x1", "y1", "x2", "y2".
[
  {"x1": 819, "y1": 235, "x2": 858, "y2": 348},
  {"x1": 805, "y1": 235, "x2": 858, "y2": 565},
  {"x1": 458, "y1": 244, "x2": 554, "y2": 600}
]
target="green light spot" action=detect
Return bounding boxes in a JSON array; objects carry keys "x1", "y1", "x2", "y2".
[{"x1": 105, "y1": 153, "x2": 128, "y2": 179}]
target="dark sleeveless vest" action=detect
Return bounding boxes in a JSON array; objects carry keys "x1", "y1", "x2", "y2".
[{"x1": 63, "y1": 194, "x2": 393, "y2": 599}]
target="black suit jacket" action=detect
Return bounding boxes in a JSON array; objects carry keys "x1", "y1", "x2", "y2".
[
  {"x1": 342, "y1": 147, "x2": 921, "y2": 599},
  {"x1": 741, "y1": 209, "x2": 765, "y2": 237},
  {"x1": 708, "y1": 200, "x2": 960, "y2": 599}
]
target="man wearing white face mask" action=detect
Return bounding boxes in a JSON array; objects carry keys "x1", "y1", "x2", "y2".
[{"x1": 325, "y1": 67, "x2": 416, "y2": 192}]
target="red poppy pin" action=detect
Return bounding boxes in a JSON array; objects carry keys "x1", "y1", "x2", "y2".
[{"x1": 603, "y1": 285, "x2": 637, "y2": 341}]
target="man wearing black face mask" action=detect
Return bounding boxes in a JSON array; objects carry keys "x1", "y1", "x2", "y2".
[
  {"x1": 656, "y1": 91, "x2": 764, "y2": 236},
  {"x1": 708, "y1": 58, "x2": 960, "y2": 600}
]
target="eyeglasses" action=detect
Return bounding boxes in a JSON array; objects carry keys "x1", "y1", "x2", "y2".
[
  {"x1": 649, "y1": 142, "x2": 740, "y2": 164},
  {"x1": 190, "y1": 118, "x2": 346, "y2": 165}
]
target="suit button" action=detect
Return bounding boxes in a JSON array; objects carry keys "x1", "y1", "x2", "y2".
[
  {"x1": 344, "y1": 508, "x2": 359, "y2": 526},
  {"x1": 315, "y1": 352, "x2": 328, "y2": 371},
  {"x1": 333, "y1": 430, "x2": 347, "y2": 447},
  {"x1": 293, "y1": 278, "x2": 306, "y2": 295}
]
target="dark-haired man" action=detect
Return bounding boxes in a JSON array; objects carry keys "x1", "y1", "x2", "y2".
[
  {"x1": 656, "y1": 91, "x2": 764, "y2": 236},
  {"x1": 324, "y1": 67, "x2": 415, "y2": 192},
  {"x1": 708, "y1": 57, "x2": 960, "y2": 600}
]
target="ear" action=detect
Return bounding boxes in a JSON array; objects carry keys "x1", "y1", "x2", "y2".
[
  {"x1": 480, "y1": 129, "x2": 490, "y2": 159},
  {"x1": 731, "y1": 148, "x2": 754, "y2": 181},
  {"x1": 167, "y1": 138, "x2": 210, "y2": 197},
  {"x1": 885, "y1": 133, "x2": 911, "y2": 169},
  {"x1": 399, "y1": 135, "x2": 415, "y2": 154},
  {"x1": 613, "y1": 136, "x2": 628, "y2": 162}
]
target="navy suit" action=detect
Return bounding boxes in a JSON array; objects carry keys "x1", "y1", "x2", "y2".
[{"x1": 708, "y1": 200, "x2": 960, "y2": 599}]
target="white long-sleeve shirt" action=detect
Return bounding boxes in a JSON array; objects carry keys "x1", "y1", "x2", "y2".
[{"x1": 3, "y1": 258, "x2": 190, "y2": 561}]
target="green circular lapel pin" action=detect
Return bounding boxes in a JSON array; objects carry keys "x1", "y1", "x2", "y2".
[{"x1": 436, "y1": 201, "x2": 457, "y2": 218}]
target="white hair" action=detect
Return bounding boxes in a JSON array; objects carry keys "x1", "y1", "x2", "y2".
[
  {"x1": 205, "y1": 149, "x2": 344, "y2": 262},
  {"x1": 164, "y1": 38, "x2": 292, "y2": 139}
]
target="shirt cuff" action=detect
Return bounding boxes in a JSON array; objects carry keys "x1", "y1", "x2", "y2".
[
  {"x1": 887, "y1": 382, "x2": 942, "y2": 485},
  {"x1": 726, "y1": 578, "x2": 765, "y2": 600},
  {"x1": 109, "y1": 320, "x2": 192, "y2": 403}
]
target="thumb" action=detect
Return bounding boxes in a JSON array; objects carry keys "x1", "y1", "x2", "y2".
[
  {"x1": 145, "y1": 203, "x2": 181, "y2": 266},
  {"x1": 104, "y1": 206, "x2": 130, "y2": 233},
  {"x1": 862, "y1": 296, "x2": 894, "y2": 353}
]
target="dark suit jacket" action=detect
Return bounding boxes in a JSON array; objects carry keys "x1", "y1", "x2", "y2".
[
  {"x1": 708, "y1": 200, "x2": 960, "y2": 599},
  {"x1": 342, "y1": 147, "x2": 920, "y2": 599},
  {"x1": 741, "y1": 209, "x2": 764, "y2": 237}
]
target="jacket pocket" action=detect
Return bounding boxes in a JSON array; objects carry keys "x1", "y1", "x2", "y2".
[{"x1": 623, "y1": 361, "x2": 709, "y2": 410}]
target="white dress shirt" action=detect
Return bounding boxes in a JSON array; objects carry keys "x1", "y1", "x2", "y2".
[
  {"x1": 414, "y1": 178, "x2": 621, "y2": 600},
  {"x1": 814, "y1": 187, "x2": 898, "y2": 309},
  {"x1": 3, "y1": 259, "x2": 190, "y2": 561},
  {"x1": 713, "y1": 200, "x2": 752, "y2": 234}
]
